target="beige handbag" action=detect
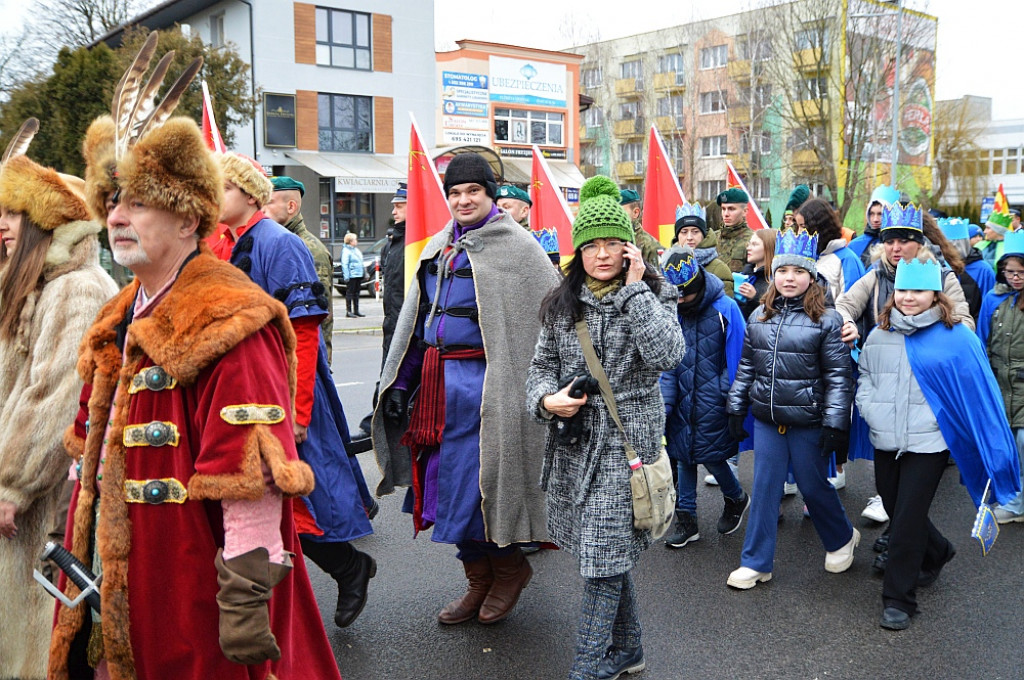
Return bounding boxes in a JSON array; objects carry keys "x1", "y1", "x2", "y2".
[{"x1": 575, "y1": 320, "x2": 676, "y2": 539}]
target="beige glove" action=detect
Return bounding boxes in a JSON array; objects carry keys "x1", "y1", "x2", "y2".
[{"x1": 214, "y1": 547, "x2": 292, "y2": 665}]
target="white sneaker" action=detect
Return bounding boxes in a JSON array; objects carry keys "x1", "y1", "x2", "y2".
[
  {"x1": 828, "y1": 469, "x2": 846, "y2": 490},
  {"x1": 825, "y1": 528, "x2": 860, "y2": 573},
  {"x1": 861, "y1": 495, "x2": 889, "y2": 523},
  {"x1": 783, "y1": 482, "x2": 798, "y2": 497},
  {"x1": 727, "y1": 566, "x2": 772, "y2": 590},
  {"x1": 993, "y1": 507, "x2": 1024, "y2": 524}
]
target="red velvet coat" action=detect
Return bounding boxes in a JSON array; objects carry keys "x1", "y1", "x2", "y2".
[{"x1": 49, "y1": 251, "x2": 342, "y2": 680}]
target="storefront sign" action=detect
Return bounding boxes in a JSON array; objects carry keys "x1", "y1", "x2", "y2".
[
  {"x1": 489, "y1": 56, "x2": 567, "y2": 108},
  {"x1": 263, "y1": 93, "x2": 296, "y2": 148},
  {"x1": 443, "y1": 115, "x2": 489, "y2": 131},
  {"x1": 498, "y1": 146, "x2": 567, "y2": 160},
  {"x1": 443, "y1": 129, "x2": 489, "y2": 145},
  {"x1": 443, "y1": 100, "x2": 488, "y2": 118},
  {"x1": 334, "y1": 177, "x2": 403, "y2": 194}
]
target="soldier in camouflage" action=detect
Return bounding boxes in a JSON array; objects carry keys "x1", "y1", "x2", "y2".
[
  {"x1": 716, "y1": 187, "x2": 752, "y2": 273},
  {"x1": 266, "y1": 176, "x2": 335, "y2": 361},
  {"x1": 620, "y1": 188, "x2": 663, "y2": 269}
]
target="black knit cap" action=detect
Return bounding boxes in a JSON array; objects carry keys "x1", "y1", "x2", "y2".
[
  {"x1": 674, "y1": 215, "x2": 708, "y2": 239},
  {"x1": 443, "y1": 153, "x2": 498, "y2": 199}
]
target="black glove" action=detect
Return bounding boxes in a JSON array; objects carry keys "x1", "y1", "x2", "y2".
[
  {"x1": 383, "y1": 388, "x2": 409, "y2": 421},
  {"x1": 728, "y1": 415, "x2": 749, "y2": 443},
  {"x1": 820, "y1": 427, "x2": 848, "y2": 458}
]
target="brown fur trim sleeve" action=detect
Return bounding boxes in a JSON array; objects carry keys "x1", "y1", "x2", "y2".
[{"x1": 188, "y1": 424, "x2": 314, "y2": 501}]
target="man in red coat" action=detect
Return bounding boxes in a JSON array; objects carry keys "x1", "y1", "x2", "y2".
[{"x1": 49, "y1": 38, "x2": 343, "y2": 680}]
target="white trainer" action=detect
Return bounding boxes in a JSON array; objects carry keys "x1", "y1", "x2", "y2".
[
  {"x1": 861, "y1": 495, "x2": 889, "y2": 523},
  {"x1": 783, "y1": 482, "x2": 798, "y2": 496},
  {"x1": 704, "y1": 473, "x2": 719, "y2": 486},
  {"x1": 727, "y1": 566, "x2": 772, "y2": 590},
  {"x1": 827, "y1": 469, "x2": 846, "y2": 490},
  {"x1": 825, "y1": 528, "x2": 860, "y2": 573},
  {"x1": 993, "y1": 507, "x2": 1024, "y2": 524}
]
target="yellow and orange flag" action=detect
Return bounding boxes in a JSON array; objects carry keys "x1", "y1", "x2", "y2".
[
  {"x1": 529, "y1": 145, "x2": 575, "y2": 259},
  {"x1": 725, "y1": 160, "x2": 769, "y2": 230},
  {"x1": 995, "y1": 183, "x2": 1010, "y2": 216},
  {"x1": 641, "y1": 126, "x2": 686, "y2": 247},
  {"x1": 405, "y1": 115, "x2": 451, "y2": 287}
]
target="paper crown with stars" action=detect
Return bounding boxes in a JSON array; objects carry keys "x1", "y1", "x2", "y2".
[
  {"x1": 894, "y1": 259, "x2": 941, "y2": 291},
  {"x1": 662, "y1": 248, "x2": 701, "y2": 289},
  {"x1": 675, "y1": 201, "x2": 706, "y2": 222},
  {"x1": 772, "y1": 228, "x2": 819, "y2": 277},
  {"x1": 937, "y1": 217, "x2": 970, "y2": 241},
  {"x1": 880, "y1": 201, "x2": 925, "y2": 243}
]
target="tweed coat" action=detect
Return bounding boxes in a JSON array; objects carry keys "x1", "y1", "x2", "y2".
[
  {"x1": 0, "y1": 223, "x2": 117, "y2": 680},
  {"x1": 526, "y1": 279, "x2": 685, "y2": 578}
]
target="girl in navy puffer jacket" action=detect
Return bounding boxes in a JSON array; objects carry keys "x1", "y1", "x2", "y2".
[{"x1": 726, "y1": 229, "x2": 857, "y2": 590}]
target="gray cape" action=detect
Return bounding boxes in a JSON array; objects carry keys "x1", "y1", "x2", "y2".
[{"x1": 371, "y1": 209, "x2": 561, "y2": 546}]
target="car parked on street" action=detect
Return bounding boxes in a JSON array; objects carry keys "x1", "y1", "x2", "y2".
[{"x1": 334, "y1": 237, "x2": 387, "y2": 296}]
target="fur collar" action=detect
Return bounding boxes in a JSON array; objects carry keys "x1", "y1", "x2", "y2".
[{"x1": 44, "y1": 220, "x2": 102, "y2": 274}]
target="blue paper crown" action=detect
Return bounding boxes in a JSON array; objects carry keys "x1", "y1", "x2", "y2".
[
  {"x1": 894, "y1": 259, "x2": 941, "y2": 291},
  {"x1": 881, "y1": 201, "x2": 923, "y2": 231},
  {"x1": 663, "y1": 251, "x2": 700, "y2": 288},
  {"x1": 531, "y1": 227, "x2": 560, "y2": 254},
  {"x1": 937, "y1": 217, "x2": 970, "y2": 241},
  {"x1": 675, "y1": 201, "x2": 706, "y2": 222},
  {"x1": 1001, "y1": 228, "x2": 1024, "y2": 260},
  {"x1": 869, "y1": 184, "x2": 900, "y2": 206},
  {"x1": 775, "y1": 228, "x2": 818, "y2": 262}
]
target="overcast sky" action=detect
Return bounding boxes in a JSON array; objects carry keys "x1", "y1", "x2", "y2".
[{"x1": 436, "y1": 0, "x2": 1022, "y2": 120}]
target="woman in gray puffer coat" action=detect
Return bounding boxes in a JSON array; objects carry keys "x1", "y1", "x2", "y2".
[
  {"x1": 725, "y1": 229, "x2": 857, "y2": 591},
  {"x1": 527, "y1": 176, "x2": 684, "y2": 680}
]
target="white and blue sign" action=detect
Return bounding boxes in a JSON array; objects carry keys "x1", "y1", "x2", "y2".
[
  {"x1": 443, "y1": 71, "x2": 489, "y2": 90},
  {"x1": 489, "y1": 56, "x2": 567, "y2": 108},
  {"x1": 442, "y1": 100, "x2": 488, "y2": 118},
  {"x1": 980, "y1": 196, "x2": 996, "y2": 224}
]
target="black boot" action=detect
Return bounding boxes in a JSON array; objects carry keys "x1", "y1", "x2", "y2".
[
  {"x1": 718, "y1": 491, "x2": 750, "y2": 535},
  {"x1": 300, "y1": 538, "x2": 377, "y2": 627},
  {"x1": 663, "y1": 511, "x2": 699, "y2": 549}
]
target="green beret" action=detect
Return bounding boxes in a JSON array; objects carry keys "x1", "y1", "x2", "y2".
[
  {"x1": 497, "y1": 184, "x2": 532, "y2": 206},
  {"x1": 271, "y1": 176, "x2": 305, "y2": 197},
  {"x1": 716, "y1": 187, "x2": 748, "y2": 205},
  {"x1": 620, "y1": 189, "x2": 641, "y2": 205}
]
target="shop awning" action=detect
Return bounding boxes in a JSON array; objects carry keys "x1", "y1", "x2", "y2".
[
  {"x1": 499, "y1": 158, "x2": 587, "y2": 190},
  {"x1": 285, "y1": 151, "x2": 407, "y2": 193}
]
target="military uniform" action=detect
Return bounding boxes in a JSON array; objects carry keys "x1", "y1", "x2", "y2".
[
  {"x1": 633, "y1": 220, "x2": 664, "y2": 269},
  {"x1": 717, "y1": 222, "x2": 751, "y2": 273}
]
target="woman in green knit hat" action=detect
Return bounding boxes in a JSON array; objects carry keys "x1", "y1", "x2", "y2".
[{"x1": 527, "y1": 175, "x2": 685, "y2": 680}]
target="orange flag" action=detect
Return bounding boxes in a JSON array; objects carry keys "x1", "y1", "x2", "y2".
[
  {"x1": 200, "y1": 81, "x2": 226, "y2": 153},
  {"x1": 995, "y1": 183, "x2": 1010, "y2": 215},
  {"x1": 725, "y1": 160, "x2": 769, "y2": 230},
  {"x1": 529, "y1": 145, "x2": 575, "y2": 259},
  {"x1": 641, "y1": 126, "x2": 685, "y2": 247},
  {"x1": 405, "y1": 115, "x2": 451, "y2": 287}
]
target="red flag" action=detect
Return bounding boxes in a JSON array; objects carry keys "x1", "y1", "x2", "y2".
[
  {"x1": 201, "y1": 81, "x2": 226, "y2": 153},
  {"x1": 641, "y1": 126, "x2": 686, "y2": 247},
  {"x1": 529, "y1": 145, "x2": 575, "y2": 259},
  {"x1": 725, "y1": 160, "x2": 768, "y2": 230},
  {"x1": 405, "y1": 114, "x2": 451, "y2": 287}
]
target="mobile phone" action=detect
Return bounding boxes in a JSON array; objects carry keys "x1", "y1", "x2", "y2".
[{"x1": 622, "y1": 251, "x2": 630, "y2": 272}]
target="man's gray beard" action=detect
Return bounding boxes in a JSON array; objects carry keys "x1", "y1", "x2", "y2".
[{"x1": 111, "y1": 230, "x2": 151, "y2": 267}]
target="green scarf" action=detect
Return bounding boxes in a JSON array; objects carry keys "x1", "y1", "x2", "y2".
[{"x1": 586, "y1": 275, "x2": 623, "y2": 300}]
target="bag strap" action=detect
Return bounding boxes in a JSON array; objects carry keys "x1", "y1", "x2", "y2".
[{"x1": 574, "y1": 319, "x2": 641, "y2": 468}]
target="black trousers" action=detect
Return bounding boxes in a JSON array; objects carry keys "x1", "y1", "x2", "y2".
[
  {"x1": 874, "y1": 449, "x2": 953, "y2": 615},
  {"x1": 345, "y1": 278, "x2": 361, "y2": 314}
]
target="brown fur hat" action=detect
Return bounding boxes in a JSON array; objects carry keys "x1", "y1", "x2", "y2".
[
  {"x1": 82, "y1": 115, "x2": 117, "y2": 224},
  {"x1": 111, "y1": 117, "x2": 223, "y2": 239},
  {"x1": 218, "y1": 152, "x2": 272, "y2": 208},
  {"x1": 0, "y1": 155, "x2": 91, "y2": 231}
]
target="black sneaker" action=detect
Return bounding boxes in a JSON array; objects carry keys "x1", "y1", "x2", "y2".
[
  {"x1": 872, "y1": 549, "x2": 888, "y2": 574},
  {"x1": 873, "y1": 530, "x2": 890, "y2": 553},
  {"x1": 880, "y1": 607, "x2": 910, "y2": 631},
  {"x1": 718, "y1": 492, "x2": 751, "y2": 534},
  {"x1": 664, "y1": 512, "x2": 699, "y2": 549},
  {"x1": 596, "y1": 645, "x2": 645, "y2": 680}
]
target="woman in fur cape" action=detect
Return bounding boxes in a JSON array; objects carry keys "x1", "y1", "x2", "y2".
[{"x1": 0, "y1": 152, "x2": 118, "y2": 679}]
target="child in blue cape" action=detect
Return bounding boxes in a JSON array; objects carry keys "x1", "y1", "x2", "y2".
[{"x1": 859, "y1": 258, "x2": 1020, "y2": 631}]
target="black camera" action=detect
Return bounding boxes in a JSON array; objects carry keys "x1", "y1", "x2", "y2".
[{"x1": 553, "y1": 372, "x2": 600, "y2": 446}]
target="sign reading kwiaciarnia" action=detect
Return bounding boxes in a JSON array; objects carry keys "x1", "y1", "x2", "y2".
[{"x1": 488, "y1": 56, "x2": 567, "y2": 108}]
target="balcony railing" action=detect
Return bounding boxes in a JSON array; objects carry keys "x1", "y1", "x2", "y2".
[
  {"x1": 615, "y1": 160, "x2": 645, "y2": 178},
  {"x1": 615, "y1": 77, "x2": 645, "y2": 97},
  {"x1": 653, "y1": 71, "x2": 686, "y2": 91},
  {"x1": 613, "y1": 117, "x2": 646, "y2": 137}
]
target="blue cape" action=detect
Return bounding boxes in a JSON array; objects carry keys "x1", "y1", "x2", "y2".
[
  {"x1": 712, "y1": 295, "x2": 755, "y2": 452},
  {"x1": 977, "y1": 288, "x2": 1015, "y2": 347},
  {"x1": 966, "y1": 258, "x2": 996, "y2": 298},
  {"x1": 905, "y1": 322, "x2": 1022, "y2": 506},
  {"x1": 835, "y1": 245, "x2": 867, "y2": 293}
]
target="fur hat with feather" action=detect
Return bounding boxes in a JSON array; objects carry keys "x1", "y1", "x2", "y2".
[{"x1": 82, "y1": 31, "x2": 222, "y2": 238}]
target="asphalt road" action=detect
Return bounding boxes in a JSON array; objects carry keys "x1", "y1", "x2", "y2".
[{"x1": 318, "y1": 295, "x2": 1024, "y2": 680}]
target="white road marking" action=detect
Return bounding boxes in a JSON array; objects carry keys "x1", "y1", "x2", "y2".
[{"x1": 335, "y1": 381, "x2": 364, "y2": 387}]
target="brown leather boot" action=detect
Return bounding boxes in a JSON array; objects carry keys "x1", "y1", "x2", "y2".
[
  {"x1": 477, "y1": 549, "x2": 532, "y2": 624},
  {"x1": 437, "y1": 557, "x2": 493, "y2": 624}
]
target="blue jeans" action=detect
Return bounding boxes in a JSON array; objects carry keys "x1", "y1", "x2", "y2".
[
  {"x1": 675, "y1": 459, "x2": 744, "y2": 515},
  {"x1": 997, "y1": 428, "x2": 1024, "y2": 515},
  {"x1": 740, "y1": 420, "x2": 854, "y2": 573}
]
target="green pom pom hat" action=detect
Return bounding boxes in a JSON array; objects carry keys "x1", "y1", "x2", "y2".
[{"x1": 572, "y1": 176, "x2": 635, "y2": 249}]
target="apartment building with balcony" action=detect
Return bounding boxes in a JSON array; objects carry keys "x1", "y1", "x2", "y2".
[{"x1": 572, "y1": 0, "x2": 937, "y2": 228}]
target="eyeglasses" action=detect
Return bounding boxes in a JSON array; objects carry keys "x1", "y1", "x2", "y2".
[
  {"x1": 1004, "y1": 269, "x2": 1024, "y2": 280},
  {"x1": 580, "y1": 240, "x2": 625, "y2": 256}
]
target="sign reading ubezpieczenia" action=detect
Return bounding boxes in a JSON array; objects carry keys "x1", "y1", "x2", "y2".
[{"x1": 489, "y1": 56, "x2": 567, "y2": 108}]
